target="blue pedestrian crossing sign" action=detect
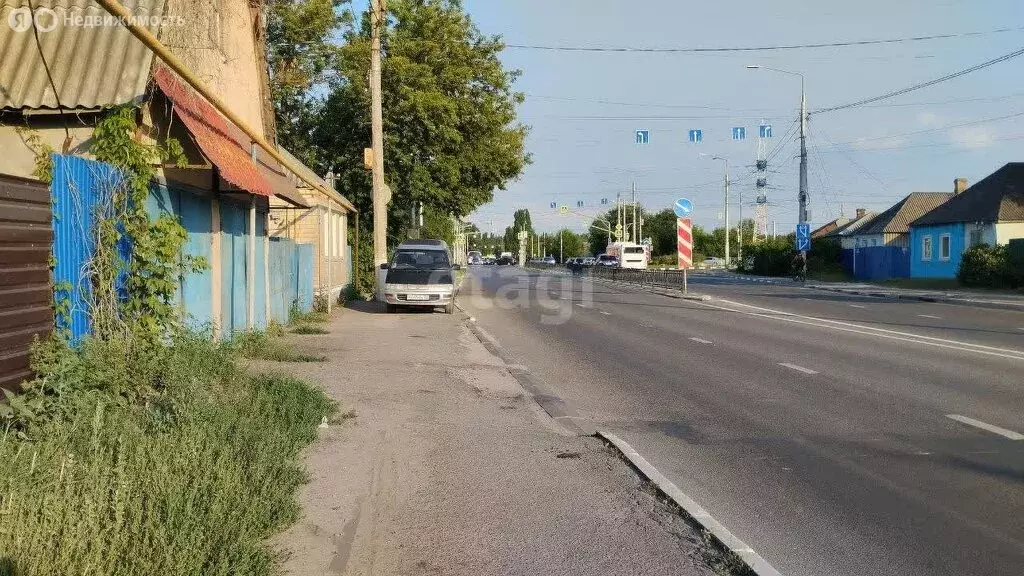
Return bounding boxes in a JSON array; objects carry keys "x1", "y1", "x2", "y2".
[
  {"x1": 796, "y1": 223, "x2": 811, "y2": 251},
  {"x1": 688, "y1": 129, "x2": 703, "y2": 143},
  {"x1": 635, "y1": 130, "x2": 650, "y2": 144},
  {"x1": 732, "y1": 127, "x2": 746, "y2": 140},
  {"x1": 674, "y1": 198, "x2": 694, "y2": 218},
  {"x1": 759, "y1": 124, "x2": 773, "y2": 138}
]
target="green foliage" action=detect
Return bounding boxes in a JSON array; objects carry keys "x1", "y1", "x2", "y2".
[
  {"x1": 350, "y1": 225, "x2": 377, "y2": 299},
  {"x1": 0, "y1": 332, "x2": 335, "y2": 576},
  {"x1": 267, "y1": 0, "x2": 350, "y2": 164},
  {"x1": 644, "y1": 208, "x2": 677, "y2": 256},
  {"x1": 88, "y1": 105, "x2": 202, "y2": 342},
  {"x1": 309, "y1": 0, "x2": 530, "y2": 239},
  {"x1": 16, "y1": 127, "x2": 55, "y2": 184},
  {"x1": 420, "y1": 204, "x2": 456, "y2": 245},
  {"x1": 230, "y1": 330, "x2": 327, "y2": 363},
  {"x1": 958, "y1": 244, "x2": 1018, "y2": 288},
  {"x1": 741, "y1": 237, "x2": 795, "y2": 276},
  {"x1": 291, "y1": 324, "x2": 330, "y2": 335}
]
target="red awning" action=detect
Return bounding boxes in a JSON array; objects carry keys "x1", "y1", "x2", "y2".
[{"x1": 153, "y1": 66, "x2": 274, "y2": 197}]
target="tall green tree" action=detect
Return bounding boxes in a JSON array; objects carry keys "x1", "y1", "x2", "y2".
[
  {"x1": 267, "y1": 0, "x2": 349, "y2": 165},
  {"x1": 314, "y1": 0, "x2": 530, "y2": 240}
]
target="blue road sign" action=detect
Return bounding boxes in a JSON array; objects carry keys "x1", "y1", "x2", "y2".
[
  {"x1": 796, "y1": 223, "x2": 811, "y2": 251},
  {"x1": 550, "y1": 202, "x2": 556, "y2": 209},
  {"x1": 576, "y1": 200, "x2": 584, "y2": 207},
  {"x1": 732, "y1": 127, "x2": 746, "y2": 140},
  {"x1": 674, "y1": 198, "x2": 694, "y2": 218},
  {"x1": 688, "y1": 129, "x2": 703, "y2": 143},
  {"x1": 635, "y1": 130, "x2": 650, "y2": 144},
  {"x1": 601, "y1": 198, "x2": 609, "y2": 205},
  {"x1": 760, "y1": 124, "x2": 773, "y2": 138}
]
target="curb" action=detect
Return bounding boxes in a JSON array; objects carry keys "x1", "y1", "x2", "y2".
[
  {"x1": 598, "y1": 431, "x2": 782, "y2": 576},
  {"x1": 807, "y1": 285, "x2": 1024, "y2": 312}
]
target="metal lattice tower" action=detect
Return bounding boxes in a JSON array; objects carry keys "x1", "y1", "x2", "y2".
[{"x1": 753, "y1": 127, "x2": 770, "y2": 241}]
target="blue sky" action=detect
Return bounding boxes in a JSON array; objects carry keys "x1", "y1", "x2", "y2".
[{"x1": 454, "y1": 0, "x2": 1024, "y2": 234}]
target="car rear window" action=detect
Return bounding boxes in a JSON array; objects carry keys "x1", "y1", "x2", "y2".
[{"x1": 624, "y1": 247, "x2": 644, "y2": 254}]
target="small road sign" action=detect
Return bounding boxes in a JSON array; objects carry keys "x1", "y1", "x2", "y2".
[
  {"x1": 549, "y1": 202, "x2": 556, "y2": 209},
  {"x1": 732, "y1": 127, "x2": 746, "y2": 140},
  {"x1": 674, "y1": 198, "x2": 693, "y2": 218},
  {"x1": 677, "y1": 218, "x2": 693, "y2": 269},
  {"x1": 760, "y1": 124, "x2": 773, "y2": 138},
  {"x1": 635, "y1": 130, "x2": 650, "y2": 144},
  {"x1": 688, "y1": 129, "x2": 703, "y2": 143},
  {"x1": 559, "y1": 205, "x2": 569, "y2": 215},
  {"x1": 576, "y1": 200, "x2": 584, "y2": 207},
  {"x1": 796, "y1": 223, "x2": 811, "y2": 251}
]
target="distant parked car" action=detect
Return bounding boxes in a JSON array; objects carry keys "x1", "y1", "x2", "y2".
[
  {"x1": 380, "y1": 239, "x2": 458, "y2": 314},
  {"x1": 483, "y1": 257, "x2": 496, "y2": 265},
  {"x1": 581, "y1": 257, "x2": 596, "y2": 266},
  {"x1": 543, "y1": 255, "x2": 556, "y2": 265},
  {"x1": 596, "y1": 254, "x2": 619, "y2": 267},
  {"x1": 497, "y1": 255, "x2": 515, "y2": 265},
  {"x1": 467, "y1": 250, "x2": 482, "y2": 265},
  {"x1": 703, "y1": 257, "x2": 725, "y2": 269}
]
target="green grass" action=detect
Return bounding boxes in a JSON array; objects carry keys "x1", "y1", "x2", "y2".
[
  {"x1": 288, "y1": 309, "x2": 330, "y2": 325},
  {"x1": 232, "y1": 331, "x2": 327, "y2": 363},
  {"x1": 0, "y1": 334, "x2": 336, "y2": 576},
  {"x1": 290, "y1": 325, "x2": 330, "y2": 335}
]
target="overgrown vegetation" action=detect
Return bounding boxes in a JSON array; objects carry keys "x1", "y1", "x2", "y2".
[
  {"x1": 232, "y1": 330, "x2": 327, "y2": 363},
  {"x1": 958, "y1": 244, "x2": 1022, "y2": 289},
  {"x1": 0, "y1": 333, "x2": 335, "y2": 576},
  {"x1": 291, "y1": 324, "x2": 330, "y2": 335}
]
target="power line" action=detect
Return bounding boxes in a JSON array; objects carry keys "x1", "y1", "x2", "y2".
[
  {"x1": 814, "y1": 46, "x2": 1024, "y2": 114},
  {"x1": 505, "y1": 27, "x2": 1024, "y2": 53}
]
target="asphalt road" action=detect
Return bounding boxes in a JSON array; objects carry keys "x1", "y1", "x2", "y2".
[{"x1": 459, "y1": 265, "x2": 1024, "y2": 576}]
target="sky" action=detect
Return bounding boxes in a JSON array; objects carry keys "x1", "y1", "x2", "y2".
[{"x1": 455, "y1": 0, "x2": 1024, "y2": 236}]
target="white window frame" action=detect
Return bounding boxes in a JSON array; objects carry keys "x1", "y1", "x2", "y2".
[
  {"x1": 939, "y1": 233, "x2": 951, "y2": 261},
  {"x1": 321, "y1": 208, "x2": 329, "y2": 257},
  {"x1": 921, "y1": 235, "x2": 932, "y2": 261}
]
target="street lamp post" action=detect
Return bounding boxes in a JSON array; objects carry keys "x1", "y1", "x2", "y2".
[
  {"x1": 747, "y1": 64, "x2": 808, "y2": 275},
  {"x1": 700, "y1": 154, "x2": 730, "y2": 267}
]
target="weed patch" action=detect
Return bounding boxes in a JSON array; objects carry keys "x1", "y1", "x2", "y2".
[
  {"x1": 291, "y1": 325, "x2": 330, "y2": 335},
  {"x1": 232, "y1": 331, "x2": 327, "y2": 363}
]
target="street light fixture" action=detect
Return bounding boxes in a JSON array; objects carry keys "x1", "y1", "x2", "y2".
[
  {"x1": 699, "y1": 153, "x2": 731, "y2": 267},
  {"x1": 747, "y1": 64, "x2": 808, "y2": 275}
]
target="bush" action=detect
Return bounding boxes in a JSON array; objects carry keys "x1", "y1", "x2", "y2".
[
  {"x1": 741, "y1": 238, "x2": 794, "y2": 276},
  {"x1": 958, "y1": 244, "x2": 1017, "y2": 288},
  {"x1": 0, "y1": 332, "x2": 336, "y2": 576}
]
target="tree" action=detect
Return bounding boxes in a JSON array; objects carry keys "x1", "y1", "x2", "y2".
[
  {"x1": 643, "y1": 208, "x2": 676, "y2": 256},
  {"x1": 313, "y1": 0, "x2": 530, "y2": 241},
  {"x1": 267, "y1": 0, "x2": 349, "y2": 165},
  {"x1": 587, "y1": 208, "x2": 617, "y2": 256}
]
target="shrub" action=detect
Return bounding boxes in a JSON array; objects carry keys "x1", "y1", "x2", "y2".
[
  {"x1": 958, "y1": 244, "x2": 1017, "y2": 288},
  {"x1": 741, "y1": 238, "x2": 794, "y2": 276}
]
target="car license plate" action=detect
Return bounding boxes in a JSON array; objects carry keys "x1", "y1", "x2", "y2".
[{"x1": 405, "y1": 294, "x2": 429, "y2": 301}]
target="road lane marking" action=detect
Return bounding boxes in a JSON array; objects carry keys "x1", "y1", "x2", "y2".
[
  {"x1": 599, "y1": 310, "x2": 611, "y2": 316},
  {"x1": 946, "y1": 415, "x2": 1024, "y2": 440},
  {"x1": 917, "y1": 314, "x2": 941, "y2": 319},
  {"x1": 849, "y1": 304, "x2": 866, "y2": 309},
  {"x1": 779, "y1": 362, "x2": 818, "y2": 374},
  {"x1": 702, "y1": 298, "x2": 1024, "y2": 361},
  {"x1": 599, "y1": 432, "x2": 782, "y2": 576},
  {"x1": 689, "y1": 337, "x2": 713, "y2": 344}
]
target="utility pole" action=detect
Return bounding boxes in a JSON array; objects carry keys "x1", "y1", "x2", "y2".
[
  {"x1": 798, "y1": 74, "x2": 809, "y2": 276},
  {"x1": 724, "y1": 162, "x2": 730, "y2": 267},
  {"x1": 616, "y1": 193, "x2": 622, "y2": 241},
  {"x1": 737, "y1": 184, "x2": 743, "y2": 263},
  {"x1": 370, "y1": 0, "x2": 388, "y2": 268},
  {"x1": 631, "y1": 181, "x2": 636, "y2": 244},
  {"x1": 559, "y1": 230, "x2": 563, "y2": 263}
]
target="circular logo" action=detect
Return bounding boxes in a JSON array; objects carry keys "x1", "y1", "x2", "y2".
[
  {"x1": 7, "y1": 7, "x2": 31, "y2": 32},
  {"x1": 674, "y1": 198, "x2": 693, "y2": 218},
  {"x1": 34, "y1": 7, "x2": 58, "y2": 33}
]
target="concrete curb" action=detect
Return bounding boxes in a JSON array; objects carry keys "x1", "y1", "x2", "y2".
[
  {"x1": 598, "y1": 431, "x2": 782, "y2": 576},
  {"x1": 807, "y1": 284, "x2": 1024, "y2": 312}
]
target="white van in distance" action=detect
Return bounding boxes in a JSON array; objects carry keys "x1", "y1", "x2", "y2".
[{"x1": 605, "y1": 242, "x2": 648, "y2": 269}]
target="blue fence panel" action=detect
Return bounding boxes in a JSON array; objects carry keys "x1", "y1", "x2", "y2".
[
  {"x1": 851, "y1": 246, "x2": 911, "y2": 281},
  {"x1": 268, "y1": 237, "x2": 297, "y2": 324},
  {"x1": 254, "y1": 212, "x2": 268, "y2": 330},
  {"x1": 177, "y1": 191, "x2": 213, "y2": 330},
  {"x1": 296, "y1": 243, "x2": 314, "y2": 312},
  {"x1": 220, "y1": 201, "x2": 247, "y2": 335},
  {"x1": 51, "y1": 155, "x2": 126, "y2": 343}
]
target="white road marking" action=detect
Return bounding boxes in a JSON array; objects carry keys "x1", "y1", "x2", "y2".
[
  {"x1": 701, "y1": 298, "x2": 1024, "y2": 361},
  {"x1": 599, "y1": 310, "x2": 611, "y2": 316},
  {"x1": 599, "y1": 432, "x2": 783, "y2": 576},
  {"x1": 946, "y1": 415, "x2": 1024, "y2": 440},
  {"x1": 779, "y1": 362, "x2": 818, "y2": 374},
  {"x1": 917, "y1": 314, "x2": 941, "y2": 319},
  {"x1": 689, "y1": 337, "x2": 713, "y2": 344},
  {"x1": 849, "y1": 304, "x2": 867, "y2": 309}
]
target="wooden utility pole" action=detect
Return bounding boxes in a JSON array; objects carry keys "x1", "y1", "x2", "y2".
[{"x1": 370, "y1": 0, "x2": 389, "y2": 268}]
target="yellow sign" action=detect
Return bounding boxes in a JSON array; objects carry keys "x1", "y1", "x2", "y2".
[{"x1": 559, "y1": 205, "x2": 569, "y2": 215}]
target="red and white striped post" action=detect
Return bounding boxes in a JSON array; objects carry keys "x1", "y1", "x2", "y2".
[{"x1": 677, "y1": 217, "x2": 692, "y2": 293}]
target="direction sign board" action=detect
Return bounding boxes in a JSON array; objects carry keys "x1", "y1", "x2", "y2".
[
  {"x1": 759, "y1": 124, "x2": 773, "y2": 138},
  {"x1": 796, "y1": 223, "x2": 811, "y2": 251},
  {"x1": 688, "y1": 129, "x2": 703, "y2": 143},
  {"x1": 635, "y1": 130, "x2": 650, "y2": 144},
  {"x1": 732, "y1": 127, "x2": 746, "y2": 141},
  {"x1": 550, "y1": 202, "x2": 556, "y2": 209},
  {"x1": 673, "y1": 198, "x2": 693, "y2": 218},
  {"x1": 677, "y1": 218, "x2": 693, "y2": 269}
]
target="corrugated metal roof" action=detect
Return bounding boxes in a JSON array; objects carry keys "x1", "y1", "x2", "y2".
[
  {"x1": 0, "y1": 0, "x2": 165, "y2": 109},
  {"x1": 154, "y1": 66, "x2": 273, "y2": 198},
  {"x1": 912, "y1": 163, "x2": 1024, "y2": 226},
  {"x1": 276, "y1": 146, "x2": 354, "y2": 211},
  {"x1": 856, "y1": 192, "x2": 953, "y2": 236}
]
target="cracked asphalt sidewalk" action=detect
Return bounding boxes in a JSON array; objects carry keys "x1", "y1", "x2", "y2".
[{"x1": 270, "y1": 301, "x2": 723, "y2": 576}]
